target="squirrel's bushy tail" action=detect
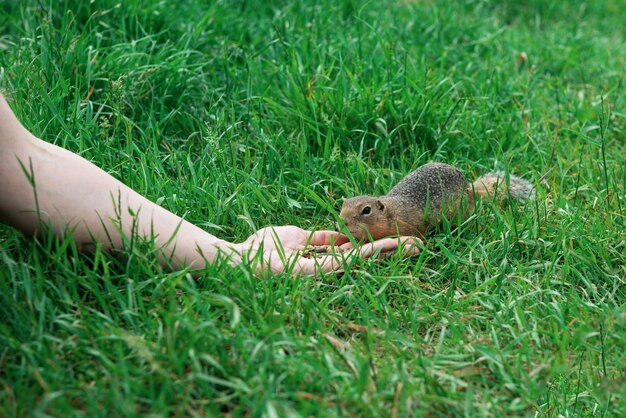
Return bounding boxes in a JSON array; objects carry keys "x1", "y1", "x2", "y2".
[{"x1": 472, "y1": 172, "x2": 535, "y2": 202}]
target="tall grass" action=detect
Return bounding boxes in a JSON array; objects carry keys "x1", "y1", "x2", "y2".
[{"x1": 1, "y1": 0, "x2": 624, "y2": 416}]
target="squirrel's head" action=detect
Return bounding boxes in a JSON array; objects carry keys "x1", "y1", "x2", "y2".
[{"x1": 339, "y1": 195, "x2": 388, "y2": 241}]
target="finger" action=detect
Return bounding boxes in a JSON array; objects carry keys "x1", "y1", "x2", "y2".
[
  {"x1": 307, "y1": 230, "x2": 350, "y2": 246},
  {"x1": 338, "y1": 241, "x2": 355, "y2": 252},
  {"x1": 287, "y1": 236, "x2": 424, "y2": 276},
  {"x1": 396, "y1": 236, "x2": 423, "y2": 255},
  {"x1": 359, "y1": 236, "x2": 422, "y2": 258},
  {"x1": 358, "y1": 238, "x2": 400, "y2": 258}
]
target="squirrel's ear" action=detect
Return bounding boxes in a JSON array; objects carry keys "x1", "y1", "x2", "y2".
[{"x1": 376, "y1": 199, "x2": 385, "y2": 211}]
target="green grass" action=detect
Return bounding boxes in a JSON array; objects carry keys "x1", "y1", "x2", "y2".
[{"x1": 1, "y1": 0, "x2": 625, "y2": 416}]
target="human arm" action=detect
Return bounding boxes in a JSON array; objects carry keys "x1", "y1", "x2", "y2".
[{"x1": 0, "y1": 94, "x2": 420, "y2": 274}]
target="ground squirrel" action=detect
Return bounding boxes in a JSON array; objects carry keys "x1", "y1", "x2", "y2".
[{"x1": 339, "y1": 162, "x2": 534, "y2": 240}]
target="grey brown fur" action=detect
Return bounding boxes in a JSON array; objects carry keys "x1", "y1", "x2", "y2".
[{"x1": 339, "y1": 162, "x2": 534, "y2": 241}]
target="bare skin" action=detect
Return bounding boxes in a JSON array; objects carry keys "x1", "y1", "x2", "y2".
[{"x1": 0, "y1": 94, "x2": 421, "y2": 275}]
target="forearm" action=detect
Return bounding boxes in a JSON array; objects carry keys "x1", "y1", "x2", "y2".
[{"x1": 0, "y1": 97, "x2": 232, "y2": 269}]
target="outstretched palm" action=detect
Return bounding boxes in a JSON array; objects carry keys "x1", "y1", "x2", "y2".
[{"x1": 238, "y1": 225, "x2": 421, "y2": 276}]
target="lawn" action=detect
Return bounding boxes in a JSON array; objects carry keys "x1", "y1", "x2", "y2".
[{"x1": 1, "y1": 0, "x2": 625, "y2": 416}]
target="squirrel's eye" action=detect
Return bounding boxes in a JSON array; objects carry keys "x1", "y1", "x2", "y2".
[{"x1": 361, "y1": 206, "x2": 371, "y2": 215}]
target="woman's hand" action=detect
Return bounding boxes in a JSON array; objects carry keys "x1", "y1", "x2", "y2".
[{"x1": 233, "y1": 225, "x2": 422, "y2": 276}]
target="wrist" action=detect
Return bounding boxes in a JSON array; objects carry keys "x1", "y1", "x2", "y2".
[{"x1": 207, "y1": 240, "x2": 245, "y2": 268}]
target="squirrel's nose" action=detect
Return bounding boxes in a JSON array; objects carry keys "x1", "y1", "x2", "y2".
[{"x1": 336, "y1": 217, "x2": 348, "y2": 234}]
